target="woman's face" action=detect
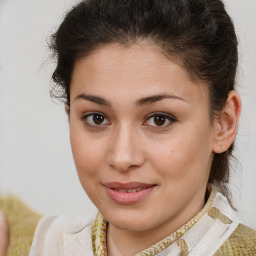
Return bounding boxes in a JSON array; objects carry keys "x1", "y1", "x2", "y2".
[{"x1": 68, "y1": 43, "x2": 217, "y2": 234}]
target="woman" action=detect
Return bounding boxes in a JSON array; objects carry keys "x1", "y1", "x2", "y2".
[{"x1": 1, "y1": 0, "x2": 256, "y2": 255}]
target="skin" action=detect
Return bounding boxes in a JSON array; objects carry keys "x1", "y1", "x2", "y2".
[
  {"x1": 67, "y1": 43, "x2": 241, "y2": 256},
  {"x1": 0, "y1": 211, "x2": 9, "y2": 256}
]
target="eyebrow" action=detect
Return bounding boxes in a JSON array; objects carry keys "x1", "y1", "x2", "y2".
[
  {"x1": 74, "y1": 94, "x2": 111, "y2": 106},
  {"x1": 74, "y1": 93, "x2": 186, "y2": 107},
  {"x1": 135, "y1": 94, "x2": 186, "y2": 107}
]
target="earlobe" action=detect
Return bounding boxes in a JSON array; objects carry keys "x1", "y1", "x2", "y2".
[
  {"x1": 65, "y1": 105, "x2": 70, "y2": 121},
  {"x1": 212, "y1": 90, "x2": 241, "y2": 153}
]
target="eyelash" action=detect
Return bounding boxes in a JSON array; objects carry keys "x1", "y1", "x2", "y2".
[
  {"x1": 81, "y1": 112, "x2": 177, "y2": 129},
  {"x1": 81, "y1": 112, "x2": 110, "y2": 128},
  {"x1": 143, "y1": 112, "x2": 177, "y2": 128}
]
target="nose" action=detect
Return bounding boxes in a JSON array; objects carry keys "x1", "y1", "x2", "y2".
[{"x1": 107, "y1": 125, "x2": 145, "y2": 172}]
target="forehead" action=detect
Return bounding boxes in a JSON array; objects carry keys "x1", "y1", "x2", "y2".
[{"x1": 70, "y1": 43, "x2": 208, "y2": 105}]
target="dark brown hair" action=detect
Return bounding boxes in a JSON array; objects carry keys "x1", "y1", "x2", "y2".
[{"x1": 50, "y1": 0, "x2": 238, "y2": 199}]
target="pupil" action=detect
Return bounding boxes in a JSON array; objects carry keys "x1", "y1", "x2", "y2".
[
  {"x1": 93, "y1": 115, "x2": 104, "y2": 125},
  {"x1": 154, "y1": 116, "x2": 165, "y2": 126}
]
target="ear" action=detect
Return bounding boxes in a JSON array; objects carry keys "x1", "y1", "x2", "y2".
[
  {"x1": 65, "y1": 105, "x2": 70, "y2": 121},
  {"x1": 212, "y1": 90, "x2": 241, "y2": 153}
]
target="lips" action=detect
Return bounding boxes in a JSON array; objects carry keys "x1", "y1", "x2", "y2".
[
  {"x1": 115, "y1": 188, "x2": 143, "y2": 193},
  {"x1": 104, "y1": 182, "x2": 156, "y2": 205}
]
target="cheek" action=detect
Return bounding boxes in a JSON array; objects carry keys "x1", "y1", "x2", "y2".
[
  {"x1": 70, "y1": 128, "x2": 105, "y2": 180},
  {"x1": 70, "y1": 133, "x2": 107, "y2": 203},
  {"x1": 148, "y1": 126, "x2": 213, "y2": 180}
]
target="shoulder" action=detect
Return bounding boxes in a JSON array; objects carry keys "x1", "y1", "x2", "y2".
[
  {"x1": 30, "y1": 215, "x2": 94, "y2": 256},
  {"x1": 215, "y1": 224, "x2": 256, "y2": 255}
]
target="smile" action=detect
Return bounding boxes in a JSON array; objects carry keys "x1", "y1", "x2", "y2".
[
  {"x1": 104, "y1": 182, "x2": 156, "y2": 205},
  {"x1": 115, "y1": 188, "x2": 143, "y2": 193}
]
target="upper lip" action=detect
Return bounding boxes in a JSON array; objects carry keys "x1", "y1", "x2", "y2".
[{"x1": 104, "y1": 182, "x2": 156, "y2": 190}]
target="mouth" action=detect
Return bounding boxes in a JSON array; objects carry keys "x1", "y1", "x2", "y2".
[
  {"x1": 114, "y1": 188, "x2": 145, "y2": 193},
  {"x1": 104, "y1": 182, "x2": 157, "y2": 205}
]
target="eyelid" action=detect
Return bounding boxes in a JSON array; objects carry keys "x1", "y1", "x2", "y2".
[
  {"x1": 145, "y1": 112, "x2": 177, "y2": 121},
  {"x1": 81, "y1": 111, "x2": 111, "y2": 127},
  {"x1": 80, "y1": 111, "x2": 177, "y2": 129},
  {"x1": 143, "y1": 112, "x2": 177, "y2": 127},
  {"x1": 81, "y1": 111, "x2": 104, "y2": 119}
]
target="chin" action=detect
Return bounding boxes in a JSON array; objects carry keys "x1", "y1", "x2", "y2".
[
  {"x1": 102, "y1": 208, "x2": 159, "y2": 232},
  {"x1": 111, "y1": 219, "x2": 151, "y2": 232}
]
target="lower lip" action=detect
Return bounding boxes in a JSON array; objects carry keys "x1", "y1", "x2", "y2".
[{"x1": 105, "y1": 186, "x2": 156, "y2": 205}]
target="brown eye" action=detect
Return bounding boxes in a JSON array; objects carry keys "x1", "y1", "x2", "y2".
[
  {"x1": 82, "y1": 112, "x2": 110, "y2": 127},
  {"x1": 144, "y1": 113, "x2": 177, "y2": 128},
  {"x1": 154, "y1": 116, "x2": 166, "y2": 126},
  {"x1": 93, "y1": 114, "x2": 105, "y2": 125}
]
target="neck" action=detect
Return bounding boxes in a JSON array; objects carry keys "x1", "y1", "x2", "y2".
[{"x1": 107, "y1": 224, "x2": 164, "y2": 256}]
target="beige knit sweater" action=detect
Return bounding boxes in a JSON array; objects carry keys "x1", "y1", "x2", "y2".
[{"x1": 0, "y1": 196, "x2": 41, "y2": 256}]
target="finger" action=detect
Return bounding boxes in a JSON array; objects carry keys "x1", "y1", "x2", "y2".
[{"x1": 0, "y1": 211, "x2": 9, "y2": 255}]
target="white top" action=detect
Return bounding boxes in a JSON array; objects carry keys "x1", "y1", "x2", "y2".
[{"x1": 29, "y1": 189, "x2": 240, "y2": 256}]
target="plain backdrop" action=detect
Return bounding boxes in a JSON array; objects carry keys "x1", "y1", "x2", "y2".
[{"x1": 0, "y1": 0, "x2": 255, "y2": 228}]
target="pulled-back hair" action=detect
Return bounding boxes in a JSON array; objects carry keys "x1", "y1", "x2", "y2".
[{"x1": 50, "y1": 0, "x2": 238, "y2": 200}]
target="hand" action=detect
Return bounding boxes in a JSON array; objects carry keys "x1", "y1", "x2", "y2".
[{"x1": 0, "y1": 211, "x2": 9, "y2": 256}]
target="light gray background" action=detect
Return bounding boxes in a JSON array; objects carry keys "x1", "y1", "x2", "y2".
[{"x1": 0, "y1": 0, "x2": 255, "y2": 228}]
